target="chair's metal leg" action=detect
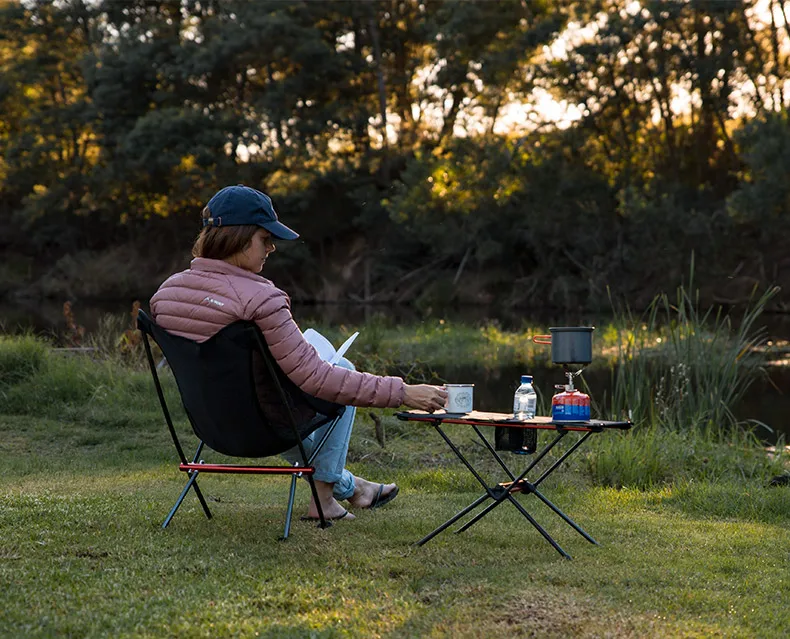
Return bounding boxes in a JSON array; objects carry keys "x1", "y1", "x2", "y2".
[
  {"x1": 307, "y1": 415, "x2": 342, "y2": 465},
  {"x1": 299, "y1": 417, "x2": 343, "y2": 531},
  {"x1": 281, "y1": 474, "x2": 299, "y2": 540},
  {"x1": 187, "y1": 443, "x2": 212, "y2": 521},
  {"x1": 306, "y1": 475, "x2": 330, "y2": 529},
  {"x1": 163, "y1": 443, "x2": 214, "y2": 528},
  {"x1": 191, "y1": 481, "x2": 213, "y2": 521},
  {"x1": 163, "y1": 470, "x2": 200, "y2": 529}
]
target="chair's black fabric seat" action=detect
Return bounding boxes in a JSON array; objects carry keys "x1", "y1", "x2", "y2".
[{"x1": 138, "y1": 312, "x2": 343, "y2": 458}]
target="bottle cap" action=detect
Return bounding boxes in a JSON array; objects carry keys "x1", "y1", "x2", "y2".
[{"x1": 521, "y1": 375, "x2": 533, "y2": 383}]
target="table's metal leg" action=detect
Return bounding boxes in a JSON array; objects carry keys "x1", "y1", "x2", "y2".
[
  {"x1": 502, "y1": 431, "x2": 599, "y2": 544},
  {"x1": 450, "y1": 487, "x2": 572, "y2": 558},
  {"x1": 457, "y1": 430, "x2": 581, "y2": 557},
  {"x1": 454, "y1": 431, "x2": 567, "y2": 534},
  {"x1": 416, "y1": 493, "x2": 490, "y2": 546},
  {"x1": 471, "y1": 425, "x2": 516, "y2": 480},
  {"x1": 420, "y1": 422, "x2": 588, "y2": 559},
  {"x1": 533, "y1": 431, "x2": 593, "y2": 488},
  {"x1": 504, "y1": 492, "x2": 571, "y2": 559},
  {"x1": 433, "y1": 424, "x2": 500, "y2": 500},
  {"x1": 524, "y1": 483, "x2": 598, "y2": 545},
  {"x1": 454, "y1": 494, "x2": 505, "y2": 533}
]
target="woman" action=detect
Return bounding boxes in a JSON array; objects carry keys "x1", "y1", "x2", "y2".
[{"x1": 151, "y1": 185, "x2": 447, "y2": 522}]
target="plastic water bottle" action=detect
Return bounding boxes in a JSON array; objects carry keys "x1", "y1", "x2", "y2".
[{"x1": 513, "y1": 375, "x2": 537, "y2": 421}]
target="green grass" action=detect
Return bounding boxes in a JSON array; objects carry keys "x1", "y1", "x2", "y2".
[
  {"x1": 2, "y1": 277, "x2": 789, "y2": 638},
  {"x1": 295, "y1": 313, "x2": 629, "y2": 377},
  {"x1": 1, "y1": 343, "x2": 789, "y2": 637},
  {"x1": 1, "y1": 410, "x2": 789, "y2": 638}
]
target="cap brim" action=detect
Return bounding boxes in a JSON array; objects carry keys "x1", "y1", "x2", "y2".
[{"x1": 262, "y1": 220, "x2": 299, "y2": 240}]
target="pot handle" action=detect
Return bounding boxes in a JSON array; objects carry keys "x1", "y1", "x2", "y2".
[{"x1": 532, "y1": 334, "x2": 551, "y2": 345}]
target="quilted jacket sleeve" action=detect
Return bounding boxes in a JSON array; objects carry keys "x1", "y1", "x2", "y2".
[{"x1": 247, "y1": 286, "x2": 406, "y2": 408}]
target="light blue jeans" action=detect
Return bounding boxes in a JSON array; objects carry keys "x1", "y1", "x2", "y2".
[{"x1": 281, "y1": 357, "x2": 357, "y2": 501}]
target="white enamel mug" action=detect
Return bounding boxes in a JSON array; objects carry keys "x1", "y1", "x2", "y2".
[{"x1": 445, "y1": 384, "x2": 474, "y2": 413}]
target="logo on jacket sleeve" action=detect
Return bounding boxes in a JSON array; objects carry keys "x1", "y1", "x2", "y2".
[{"x1": 203, "y1": 296, "x2": 225, "y2": 307}]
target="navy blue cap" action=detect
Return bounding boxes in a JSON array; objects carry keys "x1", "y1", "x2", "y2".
[{"x1": 204, "y1": 185, "x2": 299, "y2": 240}]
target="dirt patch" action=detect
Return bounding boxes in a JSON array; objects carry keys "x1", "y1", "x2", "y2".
[{"x1": 487, "y1": 590, "x2": 659, "y2": 638}]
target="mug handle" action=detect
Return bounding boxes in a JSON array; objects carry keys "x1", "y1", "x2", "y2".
[{"x1": 532, "y1": 334, "x2": 551, "y2": 345}]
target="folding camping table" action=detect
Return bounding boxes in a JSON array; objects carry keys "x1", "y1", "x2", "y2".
[{"x1": 396, "y1": 410, "x2": 632, "y2": 559}]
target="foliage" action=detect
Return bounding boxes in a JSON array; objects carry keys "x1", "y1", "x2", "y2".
[
  {"x1": 2, "y1": 283, "x2": 785, "y2": 491},
  {"x1": 586, "y1": 422, "x2": 786, "y2": 489},
  {"x1": 0, "y1": 308, "x2": 787, "y2": 635},
  {"x1": 1, "y1": 1, "x2": 788, "y2": 308},
  {"x1": 727, "y1": 112, "x2": 790, "y2": 244},
  {"x1": 580, "y1": 271, "x2": 785, "y2": 488}
]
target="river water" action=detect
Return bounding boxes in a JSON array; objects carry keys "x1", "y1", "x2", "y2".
[{"x1": 2, "y1": 298, "x2": 788, "y2": 443}]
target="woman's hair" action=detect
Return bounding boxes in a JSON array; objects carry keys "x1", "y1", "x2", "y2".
[{"x1": 192, "y1": 205, "x2": 259, "y2": 259}]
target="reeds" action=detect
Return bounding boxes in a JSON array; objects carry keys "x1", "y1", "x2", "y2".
[
  {"x1": 586, "y1": 260, "x2": 785, "y2": 488},
  {"x1": 600, "y1": 273, "x2": 778, "y2": 437}
]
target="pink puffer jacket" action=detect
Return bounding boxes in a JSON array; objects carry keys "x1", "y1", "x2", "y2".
[{"x1": 150, "y1": 258, "x2": 405, "y2": 408}]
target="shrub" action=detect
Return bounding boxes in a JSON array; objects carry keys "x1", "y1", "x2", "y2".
[
  {"x1": 0, "y1": 334, "x2": 48, "y2": 387},
  {"x1": 587, "y1": 425, "x2": 786, "y2": 489}
]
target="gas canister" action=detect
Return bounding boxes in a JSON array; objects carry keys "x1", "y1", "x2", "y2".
[{"x1": 551, "y1": 388, "x2": 591, "y2": 422}]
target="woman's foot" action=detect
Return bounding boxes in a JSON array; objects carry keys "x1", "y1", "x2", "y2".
[
  {"x1": 347, "y1": 477, "x2": 399, "y2": 509},
  {"x1": 305, "y1": 497, "x2": 355, "y2": 520},
  {"x1": 306, "y1": 480, "x2": 356, "y2": 521}
]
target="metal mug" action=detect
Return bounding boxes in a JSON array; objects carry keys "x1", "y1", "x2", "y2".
[
  {"x1": 445, "y1": 384, "x2": 474, "y2": 413},
  {"x1": 532, "y1": 326, "x2": 594, "y2": 365}
]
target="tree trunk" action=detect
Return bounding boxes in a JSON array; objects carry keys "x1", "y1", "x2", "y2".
[{"x1": 368, "y1": 8, "x2": 390, "y2": 182}]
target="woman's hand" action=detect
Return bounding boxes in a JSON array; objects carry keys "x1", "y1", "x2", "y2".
[{"x1": 403, "y1": 384, "x2": 448, "y2": 412}]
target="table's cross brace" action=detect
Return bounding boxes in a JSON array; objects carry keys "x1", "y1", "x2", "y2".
[
  {"x1": 464, "y1": 426, "x2": 587, "y2": 557},
  {"x1": 533, "y1": 431, "x2": 593, "y2": 488},
  {"x1": 418, "y1": 422, "x2": 601, "y2": 559},
  {"x1": 471, "y1": 425, "x2": 516, "y2": 481},
  {"x1": 496, "y1": 430, "x2": 599, "y2": 545},
  {"x1": 456, "y1": 426, "x2": 566, "y2": 522},
  {"x1": 430, "y1": 420, "x2": 502, "y2": 502},
  {"x1": 416, "y1": 422, "x2": 573, "y2": 558}
]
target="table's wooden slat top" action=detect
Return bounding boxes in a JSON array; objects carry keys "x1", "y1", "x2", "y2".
[{"x1": 395, "y1": 410, "x2": 632, "y2": 431}]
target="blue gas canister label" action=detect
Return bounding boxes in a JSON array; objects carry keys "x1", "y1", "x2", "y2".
[{"x1": 552, "y1": 389, "x2": 590, "y2": 422}]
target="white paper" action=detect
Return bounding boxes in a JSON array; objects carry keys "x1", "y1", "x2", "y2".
[
  {"x1": 302, "y1": 328, "x2": 359, "y2": 365},
  {"x1": 330, "y1": 331, "x2": 359, "y2": 365}
]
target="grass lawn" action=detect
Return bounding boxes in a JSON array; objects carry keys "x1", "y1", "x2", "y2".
[{"x1": 2, "y1": 402, "x2": 789, "y2": 638}]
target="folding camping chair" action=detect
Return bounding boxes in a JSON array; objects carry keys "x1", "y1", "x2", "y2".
[{"x1": 137, "y1": 310, "x2": 346, "y2": 538}]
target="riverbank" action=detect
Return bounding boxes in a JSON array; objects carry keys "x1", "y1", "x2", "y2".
[{"x1": 3, "y1": 293, "x2": 790, "y2": 444}]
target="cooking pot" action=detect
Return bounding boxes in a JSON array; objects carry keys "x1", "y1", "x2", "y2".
[{"x1": 532, "y1": 327, "x2": 594, "y2": 365}]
